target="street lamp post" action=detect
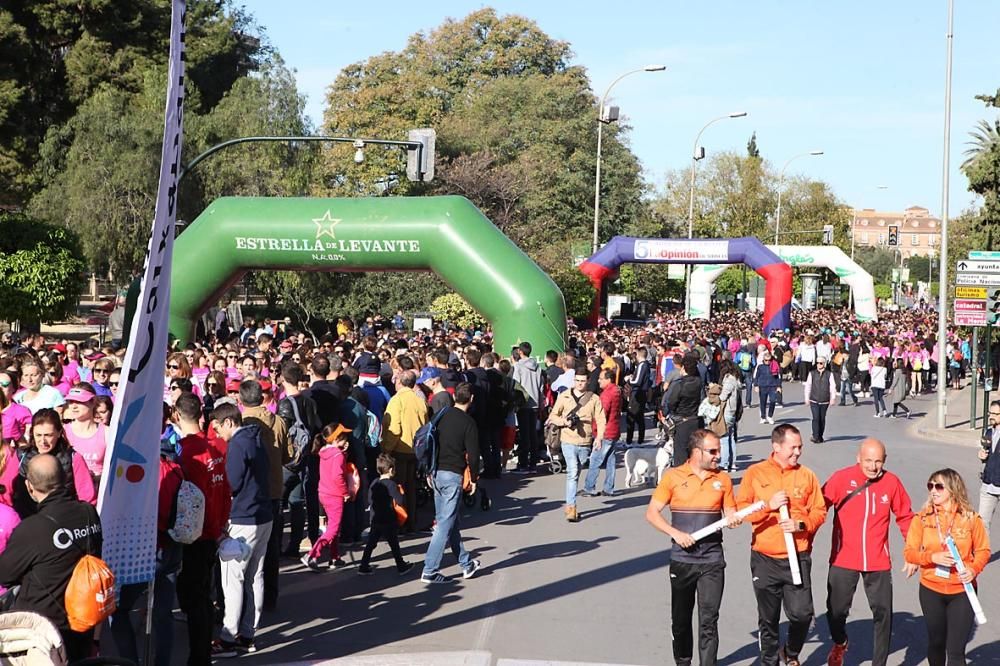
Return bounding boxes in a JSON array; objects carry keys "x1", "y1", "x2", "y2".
[
  {"x1": 937, "y1": 0, "x2": 955, "y2": 429},
  {"x1": 684, "y1": 111, "x2": 748, "y2": 316},
  {"x1": 592, "y1": 65, "x2": 666, "y2": 254},
  {"x1": 774, "y1": 150, "x2": 824, "y2": 245}
]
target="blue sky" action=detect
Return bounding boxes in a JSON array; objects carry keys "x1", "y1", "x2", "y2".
[{"x1": 240, "y1": 1, "x2": 1000, "y2": 217}]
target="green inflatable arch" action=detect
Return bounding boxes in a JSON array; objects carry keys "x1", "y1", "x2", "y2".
[{"x1": 168, "y1": 196, "x2": 566, "y2": 354}]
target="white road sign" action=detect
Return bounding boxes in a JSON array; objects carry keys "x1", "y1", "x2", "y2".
[
  {"x1": 956, "y1": 273, "x2": 1000, "y2": 286},
  {"x1": 956, "y1": 260, "x2": 1000, "y2": 273}
]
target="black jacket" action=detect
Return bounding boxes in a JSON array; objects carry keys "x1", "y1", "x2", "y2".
[
  {"x1": 277, "y1": 393, "x2": 322, "y2": 437},
  {"x1": 0, "y1": 487, "x2": 101, "y2": 631},
  {"x1": 984, "y1": 427, "x2": 1000, "y2": 487},
  {"x1": 369, "y1": 477, "x2": 405, "y2": 528},
  {"x1": 664, "y1": 375, "x2": 702, "y2": 418}
]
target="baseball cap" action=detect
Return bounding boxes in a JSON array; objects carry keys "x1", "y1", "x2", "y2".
[
  {"x1": 417, "y1": 367, "x2": 442, "y2": 384},
  {"x1": 51, "y1": 343, "x2": 67, "y2": 354},
  {"x1": 85, "y1": 351, "x2": 105, "y2": 361},
  {"x1": 225, "y1": 379, "x2": 242, "y2": 393}
]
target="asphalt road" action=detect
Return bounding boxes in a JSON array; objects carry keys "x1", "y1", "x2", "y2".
[{"x1": 180, "y1": 383, "x2": 1000, "y2": 665}]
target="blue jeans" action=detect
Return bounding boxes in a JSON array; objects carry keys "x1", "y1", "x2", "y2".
[
  {"x1": 840, "y1": 376, "x2": 858, "y2": 405},
  {"x1": 422, "y1": 470, "x2": 473, "y2": 577},
  {"x1": 742, "y1": 369, "x2": 754, "y2": 406},
  {"x1": 110, "y1": 540, "x2": 182, "y2": 666},
  {"x1": 759, "y1": 387, "x2": 777, "y2": 419},
  {"x1": 584, "y1": 439, "x2": 618, "y2": 494},
  {"x1": 720, "y1": 419, "x2": 736, "y2": 469},
  {"x1": 561, "y1": 443, "x2": 593, "y2": 507}
]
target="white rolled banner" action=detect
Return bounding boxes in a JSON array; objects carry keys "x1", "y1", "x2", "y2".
[
  {"x1": 779, "y1": 505, "x2": 803, "y2": 585},
  {"x1": 690, "y1": 501, "x2": 765, "y2": 542},
  {"x1": 945, "y1": 536, "x2": 987, "y2": 625}
]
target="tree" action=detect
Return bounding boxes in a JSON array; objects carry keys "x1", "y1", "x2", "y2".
[
  {"x1": 854, "y1": 246, "x2": 897, "y2": 283},
  {"x1": 28, "y1": 56, "x2": 311, "y2": 279},
  {"x1": 962, "y1": 117, "x2": 1000, "y2": 231},
  {"x1": 430, "y1": 293, "x2": 486, "y2": 330},
  {"x1": 550, "y1": 266, "x2": 596, "y2": 320},
  {"x1": 320, "y1": 8, "x2": 648, "y2": 256},
  {"x1": 0, "y1": 212, "x2": 85, "y2": 325},
  {"x1": 747, "y1": 132, "x2": 760, "y2": 159},
  {"x1": 651, "y1": 150, "x2": 849, "y2": 251},
  {"x1": 1, "y1": 0, "x2": 266, "y2": 207}
]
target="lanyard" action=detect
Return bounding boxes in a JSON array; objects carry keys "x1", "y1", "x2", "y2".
[{"x1": 934, "y1": 508, "x2": 954, "y2": 545}]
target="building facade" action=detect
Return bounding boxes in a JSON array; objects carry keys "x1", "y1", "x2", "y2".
[{"x1": 850, "y1": 206, "x2": 940, "y2": 259}]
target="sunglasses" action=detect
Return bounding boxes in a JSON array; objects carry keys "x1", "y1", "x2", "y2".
[
  {"x1": 110, "y1": 381, "x2": 119, "y2": 387},
  {"x1": 0, "y1": 381, "x2": 10, "y2": 388},
  {"x1": 170, "y1": 384, "x2": 181, "y2": 390},
  {"x1": 227, "y1": 354, "x2": 237, "y2": 359},
  {"x1": 94, "y1": 369, "x2": 109, "y2": 375},
  {"x1": 207, "y1": 381, "x2": 218, "y2": 387},
  {"x1": 167, "y1": 364, "x2": 180, "y2": 370},
  {"x1": 927, "y1": 482, "x2": 946, "y2": 491},
  {"x1": 700, "y1": 448, "x2": 720, "y2": 455}
]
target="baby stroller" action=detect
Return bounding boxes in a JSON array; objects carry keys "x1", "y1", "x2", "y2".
[{"x1": 0, "y1": 611, "x2": 66, "y2": 665}]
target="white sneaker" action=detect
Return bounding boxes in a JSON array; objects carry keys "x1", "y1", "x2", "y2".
[
  {"x1": 873, "y1": 413, "x2": 880, "y2": 418},
  {"x1": 760, "y1": 418, "x2": 767, "y2": 424},
  {"x1": 766, "y1": 417, "x2": 775, "y2": 424}
]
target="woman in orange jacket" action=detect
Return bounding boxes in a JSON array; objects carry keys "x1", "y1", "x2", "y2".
[{"x1": 904, "y1": 468, "x2": 990, "y2": 666}]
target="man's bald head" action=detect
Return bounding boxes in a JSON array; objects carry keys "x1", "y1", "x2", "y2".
[
  {"x1": 859, "y1": 438, "x2": 886, "y2": 459},
  {"x1": 857, "y1": 438, "x2": 887, "y2": 480},
  {"x1": 26, "y1": 453, "x2": 65, "y2": 496}
]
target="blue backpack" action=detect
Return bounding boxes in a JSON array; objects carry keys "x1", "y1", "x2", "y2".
[{"x1": 413, "y1": 407, "x2": 450, "y2": 475}]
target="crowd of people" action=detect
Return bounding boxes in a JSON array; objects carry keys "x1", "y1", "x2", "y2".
[{"x1": 0, "y1": 303, "x2": 994, "y2": 665}]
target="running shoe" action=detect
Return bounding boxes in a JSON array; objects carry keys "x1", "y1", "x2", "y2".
[{"x1": 463, "y1": 559, "x2": 481, "y2": 579}]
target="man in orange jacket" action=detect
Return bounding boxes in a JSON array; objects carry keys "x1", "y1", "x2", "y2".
[{"x1": 736, "y1": 424, "x2": 827, "y2": 666}]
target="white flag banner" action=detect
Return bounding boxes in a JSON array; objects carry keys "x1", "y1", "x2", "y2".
[{"x1": 97, "y1": 0, "x2": 186, "y2": 586}]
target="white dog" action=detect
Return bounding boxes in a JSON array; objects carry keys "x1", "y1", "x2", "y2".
[{"x1": 623, "y1": 432, "x2": 673, "y2": 488}]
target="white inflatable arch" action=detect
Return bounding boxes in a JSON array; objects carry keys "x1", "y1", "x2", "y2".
[{"x1": 688, "y1": 245, "x2": 877, "y2": 322}]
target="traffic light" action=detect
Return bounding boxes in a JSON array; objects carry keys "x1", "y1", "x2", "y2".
[
  {"x1": 822, "y1": 224, "x2": 833, "y2": 245},
  {"x1": 406, "y1": 128, "x2": 436, "y2": 182},
  {"x1": 989, "y1": 287, "x2": 1000, "y2": 324},
  {"x1": 887, "y1": 225, "x2": 899, "y2": 246}
]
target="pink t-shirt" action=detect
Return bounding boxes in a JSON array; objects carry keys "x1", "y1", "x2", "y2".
[
  {"x1": 1, "y1": 404, "x2": 32, "y2": 443},
  {"x1": 66, "y1": 422, "x2": 108, "y2": 478},
  {"x1": 0, "y1": 450, "x2": 19, "y2": 507},
  {"x1": 63, "y1": 362, "x2": 81, "y2": 386}
]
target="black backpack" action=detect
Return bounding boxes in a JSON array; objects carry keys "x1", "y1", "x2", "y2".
[{"x1": 414, "y1": 406, "x2": 450, "y2": 476}]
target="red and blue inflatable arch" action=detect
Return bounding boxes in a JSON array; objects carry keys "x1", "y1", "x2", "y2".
[{"x1": 579, "y1": 236, "x2": 792, "y2": 333}]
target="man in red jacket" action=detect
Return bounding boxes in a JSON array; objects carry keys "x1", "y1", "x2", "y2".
[
  {"x1": 821, "y1": 438, "x2": 914, "y2": 666},
  {"x1": 582, "y1": 369, "x2": 621, "y2": 497},
  {"x1": 173, "y1": 391, "x2": 232, "y2": 665}
]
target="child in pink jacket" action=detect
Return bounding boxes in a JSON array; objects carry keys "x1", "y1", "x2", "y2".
[{"x1": 302, "y1": 423, "x2": 350, "y2": 570}]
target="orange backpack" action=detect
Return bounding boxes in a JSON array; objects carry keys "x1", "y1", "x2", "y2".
[
  {"x1": 65, "y1": 554, "x2": 116, "y2": 631},
  {"x1": 394, "y1": 485, "x2": 408, "y2": 527}
]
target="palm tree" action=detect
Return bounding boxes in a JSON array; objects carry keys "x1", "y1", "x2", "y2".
[
  {"x1": 963, "y1": 119, "x2": 1000, "y2": 232},
  {"x1": 962, "y1": 119, "x2": 1000, "y2": 171}
]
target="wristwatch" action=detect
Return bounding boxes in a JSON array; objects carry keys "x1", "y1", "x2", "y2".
[{"x1": 797, "y1": 520, "x2": 806, "y2": 532}]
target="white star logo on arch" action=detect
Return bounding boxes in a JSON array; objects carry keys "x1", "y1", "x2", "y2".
[{"x1": 313, "y1": 210, "x2": 341, "y2": 239}]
